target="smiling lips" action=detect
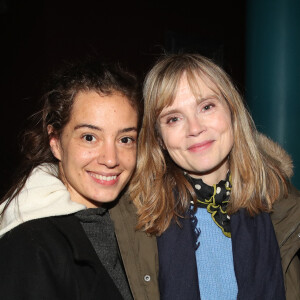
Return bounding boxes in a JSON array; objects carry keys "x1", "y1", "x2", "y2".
[
  {"x1": 88, "y1": 172, "x2": 119, "y2": 186},
  {"x1": 188, "y1": 140, "x2": 214, "y2": 152}
]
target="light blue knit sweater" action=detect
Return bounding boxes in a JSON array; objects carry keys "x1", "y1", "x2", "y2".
[{"x1": 194, "y1": 207, "x2": 238, "y2": 300}]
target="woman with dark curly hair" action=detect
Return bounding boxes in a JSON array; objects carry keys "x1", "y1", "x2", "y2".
[{"x1": 0, "y1": 60, "x2": 159, "y2": 300}]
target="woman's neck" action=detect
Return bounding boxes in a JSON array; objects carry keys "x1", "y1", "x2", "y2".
[{"x1": 188, "y1": 159, "x2": 229, "y2": 186}]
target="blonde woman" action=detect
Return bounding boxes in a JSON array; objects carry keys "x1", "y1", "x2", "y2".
[{"x1": 131, "y1": 54, "x2": 300, "y2": 300}]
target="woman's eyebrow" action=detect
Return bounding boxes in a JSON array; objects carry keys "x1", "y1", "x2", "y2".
[
  {"x1": 74, "y1": 124, "x2": 101, "y2": 131},
  {"x1": 196, "y1": 94, "x2": 219, "y2": 103},
  {"x1": 74, "y1": 124, "x2": 137, "y2": 134},
  {"x1": 160, "y1": 94, "x2": 219, "y2": 118},
  {"x1": 118, "y1": 127, "x2": 137, "y2": 134},
  {"x1": 159, "y1": 109, "x2": 181, "y2": 119}
]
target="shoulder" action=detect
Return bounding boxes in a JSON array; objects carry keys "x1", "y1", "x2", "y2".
[
  {"x1": 1, "y1": 217, "x2": 57, "y2": 241},
  {"x1": 0, "y1": 216, "x2": 76, "y2": 260},
  {"x1": 0, "y1": 215, "x2": 83, "y2": 281},
  {"x1": 0, "y1": 215, "x2": 91, "y2": 299},
  {"x1": 272, "y1": 185, "x2": 300, "y2": 222},
  {"x1": 110, "y1": 192, "x2": 138, "y2": 229},
  {"x1": 271, "y1": 187, "x2": 300, "y2": 299},
  {"x1": 271, "y1": 185, "x2": 300, "y2": 246}
]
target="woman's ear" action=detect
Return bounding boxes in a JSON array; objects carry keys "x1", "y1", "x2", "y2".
[{"x1": 47, "y1": 125, "x2": 62, "y2": 161}]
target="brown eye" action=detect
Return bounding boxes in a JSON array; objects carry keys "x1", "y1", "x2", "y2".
[
  {"x1": 120, "y1": 137, "x2": 135, "y2": 144},
  {"x1": 83, "y1": 134, "x2": 96, "y2": 142}
]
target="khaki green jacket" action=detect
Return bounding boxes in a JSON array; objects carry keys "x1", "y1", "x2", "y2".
[
  {"x1": 271, "y1": 186, "x2": 300, "y2": 300},
  {"x1": 110, "y1": 136, "x2": 300, "y2": 300},
  {"x1": 110, "y1": 193, "x2": 160, "y2": 300},
  {"x1": 110, "y1": 189, "x2": 300, "y2": 300},
  {"x1": 260, "y1": 133, "x2": 300, "y2": 299}
]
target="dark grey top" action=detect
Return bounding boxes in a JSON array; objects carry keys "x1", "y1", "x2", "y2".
[{"x1": 75, "y1": 207, "x2": 132, "y2": 300}]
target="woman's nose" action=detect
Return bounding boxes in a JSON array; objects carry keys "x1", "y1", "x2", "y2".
[
  {"x1": 97, "y1": 142, "x2": 120, "y2": 168},
  {"x1": 187, "y1": 116, "x2": 205, "y2": 137}
]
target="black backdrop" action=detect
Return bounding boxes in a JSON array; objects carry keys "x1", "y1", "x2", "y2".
[{"x1": 0, "y1": 0, "x2": 245, "y2": 197}]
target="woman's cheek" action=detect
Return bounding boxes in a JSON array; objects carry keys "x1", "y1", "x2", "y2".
[{"x1": 79, "y1": 149, "x2": 98, "y2": 161}]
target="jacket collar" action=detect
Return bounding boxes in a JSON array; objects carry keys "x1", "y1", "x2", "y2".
[{"x1": 49, "y1": 214, "x2": 124, "y2": 299}]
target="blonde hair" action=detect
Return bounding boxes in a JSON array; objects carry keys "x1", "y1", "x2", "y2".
[{"x1": 130, "y1": 54, "x2": 289, "y2": 235}]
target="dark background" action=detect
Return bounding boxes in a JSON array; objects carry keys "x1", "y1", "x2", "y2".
[{"x1": 0, "y1": 0, "x2": 245, "y2": 197}]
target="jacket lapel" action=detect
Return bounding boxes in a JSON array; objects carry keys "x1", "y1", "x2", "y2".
[
  {"x1": 50, "y1": 215, "x2": 102, "y2": 267},
  {"x1": 49, "y1": 215, "x2": 123, "y2": 299}
]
